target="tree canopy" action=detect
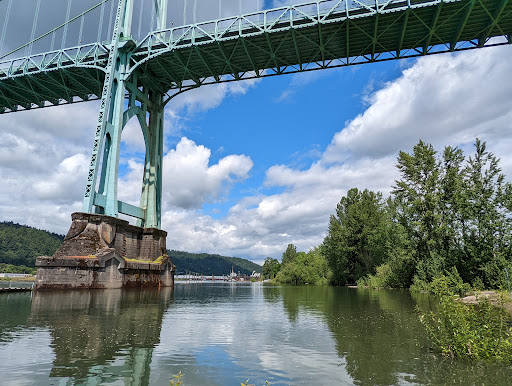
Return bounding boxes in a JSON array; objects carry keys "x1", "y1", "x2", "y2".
[
  {"x1": 324, "y1": 139, "x2": 512, "y2": 289},
  {"x1": 0, "y1": 222, "x2": 64, "y2": 267}
]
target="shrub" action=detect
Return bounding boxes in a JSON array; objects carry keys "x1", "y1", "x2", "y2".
[{"x1": 418, "y1": 286, "x2": 512, "y2": 361}]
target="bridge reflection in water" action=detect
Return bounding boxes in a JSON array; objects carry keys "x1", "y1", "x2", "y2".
[{"x1": 28, "y1": 288, "x2": 173, "y2": 385}]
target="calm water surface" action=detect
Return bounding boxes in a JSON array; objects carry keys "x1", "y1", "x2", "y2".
[{"x1": 0, "y1": 283, "x2": 511, "y2": 385}]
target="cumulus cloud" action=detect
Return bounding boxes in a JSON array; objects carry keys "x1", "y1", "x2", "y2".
[
  {"x1": 33, "y1": 153, "x2": 89, "y2": 203},
  {"x1": 162, "y1": 137, "x2": 253, "y2": 209},
  {"x1": 117, "y1": 137, "x2": 253, "y2": 210},
  {"x1": 0, "y1": 102, "x2": 97, "y2": 233},
  {"x1": 168, "y1": 78, "x2": 261, "y2": 116},
  {"x1": 323, "y1": 47, "x2": 512, "y2": 164}
]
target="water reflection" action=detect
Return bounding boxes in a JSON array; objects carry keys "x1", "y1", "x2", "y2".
[
  {"x1": 0, "y1": 292, "x2": 33, "y2": 342},
  {"x1": 2, "y1": 284, "x2": 512, "y2": 385},
  {"x1": 28, "y1": 288, "x2": 173, "y2": 385},
  {"x1": 274, "y1": 285, "x2": 512, "y2": 386}
]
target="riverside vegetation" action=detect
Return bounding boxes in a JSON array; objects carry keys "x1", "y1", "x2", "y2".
[{"x1": 263, "y1": 139, "x2": 512, "y2": 362}]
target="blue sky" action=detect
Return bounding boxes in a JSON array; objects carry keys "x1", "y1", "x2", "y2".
[
  {"x1": 1, "y1": 1, "x2": 512, "y2": 265},
  {"x1": 163, "y1": 61, "x2": 405, "y2": 219}
]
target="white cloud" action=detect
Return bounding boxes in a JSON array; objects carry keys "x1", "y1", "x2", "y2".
[
  {"x1": 122, "y1": 117, "x2": 146, "y2": 152},
  {"x1": 323, "y1": 46, "x2": 512, "y2": 164},
  {"x1": 0, "y1": 102, "x2": 96, "y2": 233},
  {"x1": 162, "y1": 137, "x2": 253, "y2": 209},
  {"x1": 33, "y1": 153, "x2": 89, "y2": 203},
  {"x1": 169, "y1": 78, "x2": 261, "y2": 114},
  {"x1": 117, "y1": 136, "x2": 253, "y2": 211}
]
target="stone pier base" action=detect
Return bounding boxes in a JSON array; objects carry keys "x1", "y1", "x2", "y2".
[{"x1": 35, "y1": 213, "x2": 175, "y2": 290}]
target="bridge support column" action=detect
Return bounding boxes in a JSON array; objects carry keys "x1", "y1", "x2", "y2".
[{"x1": 138, "y1": 91, "x2": 164, "y2": 229}]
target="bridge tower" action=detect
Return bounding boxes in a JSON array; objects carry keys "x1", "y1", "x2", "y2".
[
  {"x1": 82, "y1": 0, "x2": 168, "y2": 229},
  {"x1": 34, "y1": 0, "x2": 175, "y2": 289}
]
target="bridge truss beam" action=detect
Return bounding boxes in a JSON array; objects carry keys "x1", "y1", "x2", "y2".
[{"x1": 0, "y1": 0, "x2": 511, "y2": 114}]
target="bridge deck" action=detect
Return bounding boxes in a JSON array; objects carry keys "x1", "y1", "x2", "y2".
[{"x1": 1, "y1": 0, "x2": 511, "y2": 113}]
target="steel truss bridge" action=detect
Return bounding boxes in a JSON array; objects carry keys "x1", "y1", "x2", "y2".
[{"x1": 0, "y1": 0, "x2": 511, "y2": 229}]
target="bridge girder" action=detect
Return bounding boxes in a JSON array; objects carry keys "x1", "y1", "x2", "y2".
[{"x1": 0, "y1": 0, "x2": 510, "y2": 113}]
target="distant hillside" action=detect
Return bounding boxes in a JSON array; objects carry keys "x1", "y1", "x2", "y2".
[
  {"x1": 168, "y1": 250, "x2": 262, "y2": 276},
  {"x1": 0, "y1": 222, "x2": 64, "y2": 267},
  {"x1": 0, "y1": 222, "x2": 262, "y2": 275}
]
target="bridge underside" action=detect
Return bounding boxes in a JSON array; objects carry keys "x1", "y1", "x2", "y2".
[{"x1": 1, "y1": 0, "x2": 511, "y2": 113}]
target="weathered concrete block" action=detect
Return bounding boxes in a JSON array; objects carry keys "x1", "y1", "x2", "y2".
[{"x1": 35, "y1": 213, "x2": 175, "y2": 290}]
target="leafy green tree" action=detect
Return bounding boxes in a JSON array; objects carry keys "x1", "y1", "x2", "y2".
[
  {"x1": 391, "y1": 139, "x2": 512, "y2": 289},
  {"x1": 333, "y1": 139, "x2": 512, "y2": 290},
  {"x1": 392, "y1": 140, "x2": 445, "y2": 281},
  {"x1": 0, "y1": 263, "x2": 36, "y2": 275},
  {"x1": 281, "y1": 244, "x2": 298, "y2": 265},
  {"x1": 322, "y1": 188, "x2": 391, "y2": 285},
  {"x1": 458, "y1": 139, "x2": 512, "y2": 287},
  {"x1": 275, "y1": 247, "x2": 331, "y2": 285},
  {"x1": 262, "y1": 257, "x2": 281, "y2": 279}
]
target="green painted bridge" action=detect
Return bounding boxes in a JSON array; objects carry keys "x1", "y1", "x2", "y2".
[
  {"x1": 0, "y1": 0, "x2": 511, "y2": 230},
  {"x1": 1, "y1": 0, "x2": 511, "y2": 114}
]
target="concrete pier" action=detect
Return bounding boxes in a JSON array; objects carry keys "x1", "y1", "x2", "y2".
[{"x1": 35, "y1": 213, "x2": 175, "y2": 289}]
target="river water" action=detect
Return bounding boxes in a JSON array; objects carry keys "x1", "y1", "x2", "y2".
[{"x1": 0, "y1": 283, "x2": 510, "y2": 385}]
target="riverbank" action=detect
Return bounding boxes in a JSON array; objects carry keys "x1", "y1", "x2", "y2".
[
  {"x1": 0, "y1": 276, "x2": 36, "y2": 282},
  {"x1": 459, "y1": 290, "x2": 512, "y2": 315}
]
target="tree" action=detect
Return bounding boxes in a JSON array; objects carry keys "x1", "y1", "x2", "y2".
[
  {"x1": 262, "y1": 257, "x2": 281, "y2": 279},
  {"x1": 392, "y1": 140, "x2": 444, "y2": 281},
  {"x1": 391, "y1": 138, "x2": 512, "y2": 288},
  {"x1": 275, "y1": 247, "x2": 331, "y2": 285},
  {"x1": 322, "y1": 188, "x2": 391, "y2": 285},
  {"x1": 281, "y1": 244, "x2": 298, "y2": 265},
  {"x1": 459, "y1": 139, "x2": 512, "y2": 287}
]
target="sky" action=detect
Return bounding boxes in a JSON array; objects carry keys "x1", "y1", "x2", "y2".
[{"x1": 1, "y1": 1, "x2": 512, "y2": 266}]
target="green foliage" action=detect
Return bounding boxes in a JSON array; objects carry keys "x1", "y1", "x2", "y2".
[
  {"x1": 170, "y1": 371, "x2": 184, "y2": 385},
  {"x1": 262, "y1": 257, "x2": 280, "y2": 279},
  {"x1": 0, "y1": 222, "x2": 64, "y2": 267},
  {"x1": 275, "y1": 247, "x2": 331, "y2": 285},
  {"x1": 392, "y1": 140, "x2": 451, "y2": 281},
  {"x1": 457, "y1": 139, "x2": 512, "y2": 288},
  {"x1": 322, "y1": 188, "x2": 394, "y2": 285},
  {"x1": 0, "y1": 263, "x2": 36, "y2": 275},
  {"x1": 281, "y1": 244, "x2": 297, "y2": 266},
  {"x1": 418, "y1": 286, "x2": 512, "y2": 361},
  {"x1": 168, "y1": 250, "x2": 262, "y2": 276},
  {"x1": 429, "y1": 268, "x2": 472, "y2": 297},
  {"x1": 327, "y1": 139, "x2": 512, "y2": 290},
  {"x1": 411, "y1": 267, "x2": 471, "y2": 297}
]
